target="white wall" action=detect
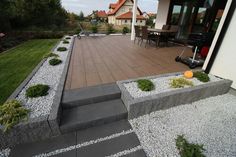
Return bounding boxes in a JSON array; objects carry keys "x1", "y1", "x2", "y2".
[
  {"x1": 208, "y1": 9, "x2": 236, "y2": 89},
  {"x1": 155, "y1": 0, "x2": 170, "y2": 29}
]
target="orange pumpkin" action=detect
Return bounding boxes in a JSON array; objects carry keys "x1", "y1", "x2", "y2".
[{"x1": 184, "y1": 71, "x2": 193, "y2": 79}]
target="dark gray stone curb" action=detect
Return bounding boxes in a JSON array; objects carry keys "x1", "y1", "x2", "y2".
[
  {"x1": 117, "y1": 72, "x2": 233, "y2": 119},
  {"x1": 0, "y1": 37, "x2": 75, "y2": 149}
]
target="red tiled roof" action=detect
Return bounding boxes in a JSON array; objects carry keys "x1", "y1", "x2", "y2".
[
  {"x1": 116, "y1": 11, "x2": 145, "y2": 20},
  {"x1": 97, "y1": 10, "x2": 107, "y2": 18},
  {"x1": 109, "y1": 3, "x2": 118, "y2": 9},
  {"x1": 108, "y1": 0, "x2": 142, "y2": 16}
]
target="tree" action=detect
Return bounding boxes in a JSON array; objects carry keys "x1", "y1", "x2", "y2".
[{"x1": 79, "y1": 11, "x2": 84, "y2": 21}]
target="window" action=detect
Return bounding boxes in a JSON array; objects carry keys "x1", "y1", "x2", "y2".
[
  {"x1": 140, "y1": 20, "x2": 142, "y2": 23},
  {"x1": 170, "y1": 5, "x2": 182, "y2": 25},
  {"x1": 195, "y1": 8, "x2": 207, "y2": 24},
  {"x1": 125, "y1": 20, "x2": 127, "y2": 23}
]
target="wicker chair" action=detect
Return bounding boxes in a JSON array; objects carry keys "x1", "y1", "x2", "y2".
[
  {"x1": 140, "y1": 26, "x2": 158, "y2": 47},
  {"x1": 134, "y1": 26, "x2": 141, "y2": 44}
]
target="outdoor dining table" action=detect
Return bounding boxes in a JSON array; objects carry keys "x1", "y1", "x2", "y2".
[
  {"x1": 147, "y1": 28, "x2": 178, "y2": 47},
  {"x1": 147, "y1": 28, "x2": 177, "y2": 34}
]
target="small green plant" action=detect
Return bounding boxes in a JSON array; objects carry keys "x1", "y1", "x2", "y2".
[
  {"x1": 170, "y1": 77, "x2": 194, "y2": 88},
  {"x1": 176, "y1": 135, "x2": 206, "y2": 157},
  {"x1": 44, "y1": 53, "x2": 59, "y2": 58},
  {"x1": 107, "y1": 24, "x2": 115, "y2": 34},
  {"x1": 193, "y1": 71, "x2": 210, "y2": 82},
  {"x1": 65, "y1": 37, "x2": 71, "y2": 40},
  {"x1": 63, "y1": 40, "x2": 69, "y2": 44},
  {"x1": 137, "y1": 79, "x2": 155, "y2": 91},
  {"x1": 26, "y1": 84, "x2": 50, "y2": 98},
  {"x1": 0, "y1": 100, "x2": 29, "y2": 132},
  {"x1": 122, "y1": 26, "x2": 129, "y2": 34},
  {"x1": 49, "y1": 58, "x2": 62, "y2": 66},
  {"x1": 57, "y1": 47, "x2": 67, "y2": 52},
  {"x1": 91, "y1": 25, "x2": 98, "y2": 33}
]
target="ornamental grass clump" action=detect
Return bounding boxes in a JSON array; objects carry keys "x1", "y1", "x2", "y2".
[
  {"x1": 57, "y1": 47, "x2": 67, "y2": 52},
  {"x1": 62, "y1": 40, "x2": 69, "y2": 44},
  {"x1": 26, "y1": 84, "x2": 50, "y2": 98},
  {"x1": 49, "y1": 58, "x2": 62, "y2": 66},
  {"x1": 0, "y1": 100, "x2": 29, "y2": 132},
  {"x1": 193, "y1": 71, "x2": 210, "y2": 82},
  {"x1": 176, "y1": 135, "x2": 206, "y2": 157},
  {"x1": 170, "y1": 77, "x2": 194, "y2": 88},
  {"x1": 65, "y1": 37, "x2": 71, "y2": 39},
  {"x1": 137, "y1": 79, "x2": 155, "y2": 91}
]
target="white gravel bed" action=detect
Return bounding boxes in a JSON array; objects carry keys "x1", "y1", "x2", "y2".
[
  {"x1": 129, "y1": 94, "x2": 236, "y2": 157},
  {"x1": 124, "y1": 74, "x2": 221, "y2": 98},
  {"x1": 16, "y1": 36, "x2": 73, "y2": 118},
  {"x1": 0, "y1": 148, "x2": 10, "y2": 157}
]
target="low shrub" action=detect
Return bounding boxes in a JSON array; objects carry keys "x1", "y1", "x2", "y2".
[
  {"x1": 122, "y1": 26, "x2": 129, "y2": 34},
  {"x1": 193, "y1": 71, "x2": 210, "y2": 82},
  {"x1": 63, "y1": 40, "x2": 69, "y2": 44},
  {"x1": 26, "y1": 84, "x2": 50, "y2": 98},
  {"x1": 57, "y1": 47, "x2": 67, "y2": 51},
  {"x1": 49, "y1": 58, "x2": 62, "y2": 66},
  {"x1": 176, "y1": 135, "x2": 206, "y2": 157},
  {"x1": 107, "y1": 24, "x2": 115, "y2": 34},
  {"x1": 0, "y1": 100, "x2": 29, "y2": 132},
  {"x1": 170, "y1": 77, "x2": 194, "y2": 88},
  {"x1": 137, "y1": 79, "x2": 155, "y2": 91},
  {"x1": 91, "y1": 25, "x2": 98, "y2": 33},
  {"x1": 44, "y1": 53, "x2": 59, "y2": 58},
  {"x1": 65, "y1": 37, "x2": 71, "y2": 40}
]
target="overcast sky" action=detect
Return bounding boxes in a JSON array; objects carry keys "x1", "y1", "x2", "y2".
[{"x1": 61, "y1": 0, "x2": 158, "y2": 15}]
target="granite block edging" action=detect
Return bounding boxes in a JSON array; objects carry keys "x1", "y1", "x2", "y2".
[
  {"x1": 0, "y1": 36, "x2": 75, "y2": 149},
  {"x1": 48, "y1": 36, "x2": 75, "y2": 135},
  {"x1": 117, "y1": 72, "x2": 233, "y2": 119}
]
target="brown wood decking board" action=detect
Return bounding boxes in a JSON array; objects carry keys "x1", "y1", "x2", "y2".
[{"x1": 65, "y1": 35, "x2": 192, "y2": 90}]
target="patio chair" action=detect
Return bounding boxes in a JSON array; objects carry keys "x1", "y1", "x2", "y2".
[
  {"x1": 134, "y1": 26, "x2": 141, "y2": 44},
  {"x1": 140, "y1": 26, "x2": 158, "y2": 48}
]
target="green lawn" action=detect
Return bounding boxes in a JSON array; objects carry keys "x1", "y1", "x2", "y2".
[{"x1": 0, "y1": 39, "x2": 59, "y2": 104}]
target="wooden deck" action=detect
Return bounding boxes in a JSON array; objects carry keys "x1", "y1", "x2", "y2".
[{"x1": 65, "y1": 35, "x2": 192, "y2": 90}]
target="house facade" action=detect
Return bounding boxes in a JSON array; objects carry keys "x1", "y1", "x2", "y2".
[{"x1": 107, "y1": 0, "x2": 146, "y2": 26}]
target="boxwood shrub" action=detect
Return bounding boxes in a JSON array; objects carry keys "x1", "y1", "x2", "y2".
[
  {"x1": 57, "y1": 47, "x2": 67, "y2": 52},
  {"x1": 62, "y1": 40, "x2": 69, "y2": 44},
  {"x1": 137, "y1": 79, "x2": 155, "y2": 91},
  {"x1": 0, "y1": 100, "x2": 29, "y2": 132},
  {"x1": 26, "y1": 84, "x2": 50, "y2": 98},
  {"x1": 65, "y1": 37, "x2": 71, "y2": 40},
  {"x1": 49, "y1": 58, "x2": 62, "y2": 66},
  {"x1": 193, "y1": 71, "x2": 210, "y2": 82}
]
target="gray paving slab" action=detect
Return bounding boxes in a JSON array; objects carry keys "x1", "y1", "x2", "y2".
[
  {"x1": 123, "y1": 149, "x2": 147, "y2": 157},
  {"x1": 77, "y1": 120, "x2": 132, "y2": 143},
  {"x1": 9, "y1": 132, "x2": 76, "y2": 157},
  {"x1": 76, "y1": 133, "x2": 140, "y2": 157}
]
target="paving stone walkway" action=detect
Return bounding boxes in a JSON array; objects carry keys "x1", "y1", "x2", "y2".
[{"x1": 9, "y1": 120, "x2": 146, "y2": 157}]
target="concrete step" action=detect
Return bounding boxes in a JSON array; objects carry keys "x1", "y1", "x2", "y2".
[
  {"x1": 62, "y1": 83, "x2": 121, "y2": 109},
  {"x1": 60, "y1": 99, "x2": 128, "y2": 133},
  {"x1": 76, "y1": 132, "x2": 141, "y2": 157}
]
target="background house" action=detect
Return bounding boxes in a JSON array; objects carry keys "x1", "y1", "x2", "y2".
[{"x1": 107, "y1": 0, "x2": 146, "y2": 26}]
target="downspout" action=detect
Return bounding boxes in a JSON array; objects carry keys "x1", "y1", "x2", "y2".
[{"x1": 131, "y1": 0, "x2": 138, "y2": 40}]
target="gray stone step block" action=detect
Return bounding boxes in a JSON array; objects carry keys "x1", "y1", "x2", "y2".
[
  {"x1": 60, "y1": 99, "x2": 127, "y2": 133},
  {"x1": 62, "y1": 83, "x2": 121, "y2": 109},
  {"x1": 76, "y1": 133, "x2": 140, "y2": 157}
]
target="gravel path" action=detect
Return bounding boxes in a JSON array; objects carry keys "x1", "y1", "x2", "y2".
[
  {"x1": 129, "y1": 94, "x2": 236, "y2": 157},
  {"x1": 124, "y1": 74, "x2": 221, "y2": 98},
  {"x1": 16, "y1": 36, "x2": 73, "y2": 118}
]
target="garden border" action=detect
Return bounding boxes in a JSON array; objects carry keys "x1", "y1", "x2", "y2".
[
  {"x1": 0, "y1": 36, "x2": 75, "y2": 149},
  {"x1": 117, "y1": 71, "x2": 233, "y2": 119}
]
